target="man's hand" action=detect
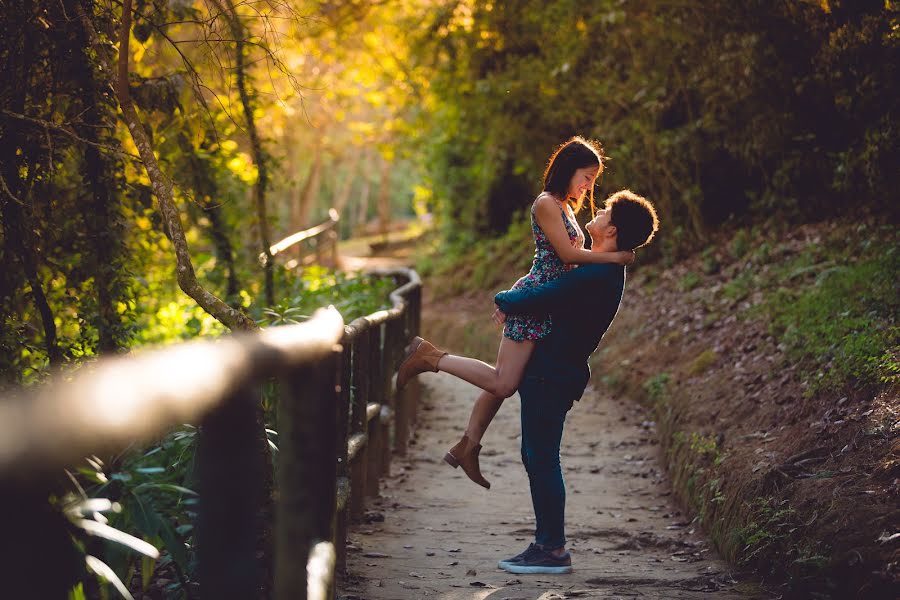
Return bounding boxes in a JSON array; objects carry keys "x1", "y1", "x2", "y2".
[
  {"x1": 492, "y1": 307, "x2": 507, "y2": 326},
  {"x1": 616, "y1": 250, "x2": 636, "y2": 265}
]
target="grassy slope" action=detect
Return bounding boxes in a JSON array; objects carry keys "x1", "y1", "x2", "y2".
[{"x1": 419, "y1": 218, "x2": 899, "y2": 599}]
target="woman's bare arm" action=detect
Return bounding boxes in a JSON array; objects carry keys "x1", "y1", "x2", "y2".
[{"x1": 533, "y1": 194, "x2": 632, "y2": 265}]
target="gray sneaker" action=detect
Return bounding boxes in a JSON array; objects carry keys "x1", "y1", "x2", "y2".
[
  {"x1": 497, "y1": 543, "x2": 541, "y2": 570},
  {"x1": 501, "y1": 547, "x2": 572, "y2": 574}
]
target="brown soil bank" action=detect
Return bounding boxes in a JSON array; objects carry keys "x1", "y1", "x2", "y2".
[
  {"x1": 423, "y1": 219, "x2": 898, "y2": 599},
  {"x1": 595, "y1": 221, "x2": 898, "y2": 599}
]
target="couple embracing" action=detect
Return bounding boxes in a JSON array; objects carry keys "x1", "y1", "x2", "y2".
[{"x1": 397, "y1": 137, "x2": 660, "y2": 574}]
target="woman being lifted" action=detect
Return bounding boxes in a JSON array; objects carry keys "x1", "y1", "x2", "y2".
[{"x1": 396, "y1": 136, "x2": 634, "y2": 489}]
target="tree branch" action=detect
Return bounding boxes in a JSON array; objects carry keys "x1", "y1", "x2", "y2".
[
  {"x1": 78, "y1": 0, "x2": 256, "y2": 332},
  {"x1": 1, "y1": 110, "x2": 140, "y2": 160}
]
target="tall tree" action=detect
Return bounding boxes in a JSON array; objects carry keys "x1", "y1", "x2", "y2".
[
  {"x1": 80, "y1": 0, "x2": 257, "y2": 332},
  {"x1": 0, "y1": 1, "x2": 62, "y2": 369},
  {"x1": 70, "y1": 0, "x2": 131, "y2": 354},
  {"x1": 216, "y1": 0, "x2": 275, "y2": 307}
]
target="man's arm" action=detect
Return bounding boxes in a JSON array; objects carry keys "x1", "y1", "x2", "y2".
[{"x1": 495, "y1": 264, "x2": 619, "y2": 315}]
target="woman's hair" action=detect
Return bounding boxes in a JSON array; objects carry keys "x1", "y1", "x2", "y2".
[
  {"x1": 605, "y1": 189, "x2": 660, "y2": 251},
  {"x1": 542, "y1": 136, "x2": 605, "y2": 214}
]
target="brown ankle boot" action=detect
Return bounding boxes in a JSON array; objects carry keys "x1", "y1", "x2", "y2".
[
  {"x1": 443, "y1": 435, "x2": 491, "y2": 489},
  {"x1": 396, "y1": 336, "x2": 448, "y2": 390}
]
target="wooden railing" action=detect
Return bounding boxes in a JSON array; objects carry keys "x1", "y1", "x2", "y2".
[
  {"x1": 267, "y1": 208, "x2": 341, "y2": 270},
  {"x1": 0, "y1": 267, "x2": 422, "y2": 600}
]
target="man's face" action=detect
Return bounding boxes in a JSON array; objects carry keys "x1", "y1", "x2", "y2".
[{"x1": 586, "y1": 208, "x2": 614, "y2": 242}]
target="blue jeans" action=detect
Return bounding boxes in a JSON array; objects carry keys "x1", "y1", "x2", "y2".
[{"x1": 519, "y1": 375, "x2": 576, "y2": 550}]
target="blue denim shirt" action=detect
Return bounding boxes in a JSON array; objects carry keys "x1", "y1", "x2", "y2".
[{"x1": 494, "y1": 263, "x2": 626, "y2": 401}]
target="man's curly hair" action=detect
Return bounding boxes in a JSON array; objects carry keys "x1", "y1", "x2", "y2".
[{"x1": 606, "y1": 190, "x2": 659, "y2": 251}]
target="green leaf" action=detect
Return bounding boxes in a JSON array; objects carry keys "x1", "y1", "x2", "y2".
[
  {"x1": 134, "y1": 483, "x2": 198, "y2": 496},
  {"x1": 134, "y1": 467, "x2": 166, "y2": 474},
  {"x1": 68, "y1": 583, "x2": 87, "y2": 600},
  {"x1": 65, "y1": 498, "x2": 116, "y2": 518},
  {"x1": 130, "y1": 493, "x2": 189, "y2": 574},
  {"x1": 156, "y1": 512, "x2": 190, "y2": 574},
  {"x1": 76, "y1": 466, "x2": 108, "y2": 485},
  {"x1": 76, "y1": 519, "x2": 159, "y2": 558},
  {"x1": 141, "y1": 554, "x2": 156, "y2": 592},
  {"x1": 127, "y1": 494, "x2": 159, "y2": 539},
  {"x1": 85, "y1": 555, "x2": 135, "y2": 600}
]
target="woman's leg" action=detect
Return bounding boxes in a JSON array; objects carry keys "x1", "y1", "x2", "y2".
[
  {"x1": 464, "y1": 390, "x2": 503, "y2": 446},
  {"x1": 443, "y1": 338, "x2": 535, "y2": 488},
  {"x1": 444, "y1": 388, "x2": 507, "y2": 488},
  {"x1": 438, "y1": 336, "x2": 535, "y2": 399}
]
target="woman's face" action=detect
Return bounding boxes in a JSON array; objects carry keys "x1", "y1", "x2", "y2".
[{"x1": 567, "y1": 165, "x2": 600, "y2": 199}]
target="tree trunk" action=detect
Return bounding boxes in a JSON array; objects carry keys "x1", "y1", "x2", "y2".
[
  {"x1": 89, "y1": 0, "x2": 257, "y2": 332},
  {"x1": 377, "y1": 158, "x2": 392, "y2": 237},
  {"x1": 0, "y1": 199, "x2": 61, "y2": 366},
  {"x1": 71, "y1": 0, "x2": 129, "y2": 354},
  {"x1": 0, "y1": 5, "x2": 61, "y2": 366},
  {"x1": 222, "y1": 0, "x2": 274, "y2": 306},
  {"x1": 176, "y1": 132, "x2": 241, "y2": 304},
  {"x1": 205, "y1": 203, "x2": 241, "y2": 302},
  {"x1": 285, "y1": 139, "x2": 300, "y2": 236},
  {"x1": 332, "y1": 151, "x2": 361, "y2": 219},
  {"x1": 297, "y1": 147, "x2": 323, "y2": 229},
  {"x1": 356, "y1": 167, "x2": 370, "y2": 234}
]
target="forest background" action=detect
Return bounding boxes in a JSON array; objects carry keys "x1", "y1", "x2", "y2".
[
  {"x1": 0, "y1": 0, "x2": 897, "y2": 597},
  {"x1": 2, "y1": 0, "x2": 897, "y2": 381}
]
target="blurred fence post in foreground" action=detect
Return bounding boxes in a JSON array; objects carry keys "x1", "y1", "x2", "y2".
[{"x1": 0, "y1": 266, "x2": 422, "y2": 600}]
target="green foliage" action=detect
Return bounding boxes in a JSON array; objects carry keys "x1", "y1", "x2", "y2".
[
  {"x1": 764, "y1": 227, "x2": 899, "y2": 394},
  {"x1": 62, "y1": 426, "x2": 200, "y2": 597},
  {"x1": 729, "y1": 229, "x2": 752, "y2": 260},
  {"x1": 722, "y1": 269, "x2": 758, "y2": 302},
  {"x1": 739, "y1": 497, "x2": 797, "y2": 566},
  {"x1": 678, "y1": 272, "x2": 702, "y2": 292},
  {"x1": 259, "y1": 266, "x2": 394, "y2": 326},
  {"x1": 701, "y1": 248, "x2": 721, "y2": 275},
  {"x1": 688, "y1": 349, "x2": 718, "y2": 376},
  {"x1": 418, "y1": 0, "x2": 899, "y2": 251},
  {"x1": 643, "y1": 372, "x2": 670, "y2": 403},
  {"x1": 419, "y1": 213, "x2": 535, "y2": 297}
]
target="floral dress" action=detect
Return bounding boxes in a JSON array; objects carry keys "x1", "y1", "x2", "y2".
[{"x1": 503, "y1": 198, "x2": 585, "y2": 342}]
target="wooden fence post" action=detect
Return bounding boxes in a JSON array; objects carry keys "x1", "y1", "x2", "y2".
[
  {"x1": 0, "y1": 271, "x2": 419, "y2": 600},
  {"x1": 276, "y1": 352, "x2": 340, "y2": 600},
  {"x1": 349, "y1": 327, "x2": 370, "y2": 519},
  {"x1": 413, "y1": 285, "x2": 423, "y2": 426},
  {"x1": 366, "y1": 321, "x2": 384, "y2": 494},
  {"x1": 197, "y1": 385, "x2": 265, "y2": 599},
  {"x1": 378, "y1": 321, "x2": 393, "y2": 475},
  {"x1": 334, "y1": 340, "x2": 352, "y2": 574},
  {"x1": 329, "y1": 229, "x2": 338, "y2": 267},
  {"x1": 390, "y1": 316, "x2": 410, "y2": 456},
  {"x1": 1, "y1": 484, "x2": 77, "y2": 598},
  {"x1": 314, "y1": 235, "x2": 323, "y2": 265}
]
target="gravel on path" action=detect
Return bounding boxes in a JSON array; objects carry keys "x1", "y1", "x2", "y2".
[{"x1": 339, "y1": 372, "x2": 770, "y2": 599}]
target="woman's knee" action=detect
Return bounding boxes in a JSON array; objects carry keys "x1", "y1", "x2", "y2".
[{"x1": 493, "y1": 381, "x2": 518, "y2": 399}]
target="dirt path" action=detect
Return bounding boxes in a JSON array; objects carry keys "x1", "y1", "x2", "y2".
[{"x1": 340, "y1": 372, "x2": 769, "y2": 599}]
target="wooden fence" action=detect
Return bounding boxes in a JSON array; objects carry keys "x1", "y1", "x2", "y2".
[
  {"x1": 0, "y1": 267, "x2": 422, "y2": 600},
  {"x1": 267, "y1": 208, "x2": 341, "y2": 270}
]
